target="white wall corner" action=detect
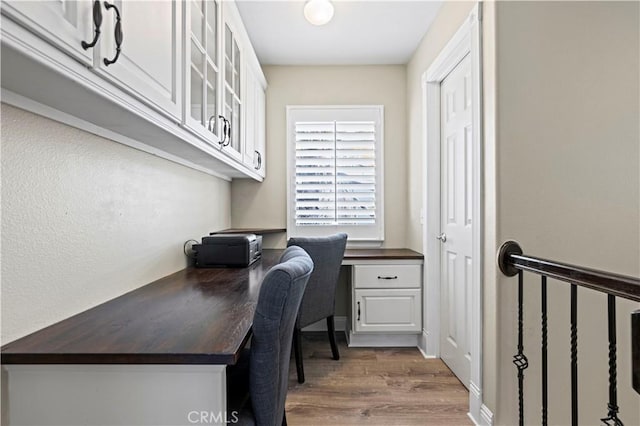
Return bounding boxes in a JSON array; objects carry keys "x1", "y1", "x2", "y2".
[{"x1": 469, "y1": 2, "x2": 481, "y2": 25}]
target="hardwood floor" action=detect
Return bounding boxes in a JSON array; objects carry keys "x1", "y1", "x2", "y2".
[{"x1": 286, "y1": 332, "x2": 471, "y2": 425}]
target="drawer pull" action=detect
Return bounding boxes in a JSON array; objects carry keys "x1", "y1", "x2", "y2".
[
  {"x1": 377, "y1": 275, "x2": 398, "y2": 280},
  {"x1": 357, "y1": 301, "x2": 361, "y2": 321}
]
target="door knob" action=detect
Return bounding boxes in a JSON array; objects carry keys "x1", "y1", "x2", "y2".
[{"x1": 436, "y1": 233, "x2": 447, "y2": 242}]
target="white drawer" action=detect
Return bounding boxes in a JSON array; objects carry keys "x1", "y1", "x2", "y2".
[{"x1": 353, "y1": 264, "x2": 422, "y2": 289}]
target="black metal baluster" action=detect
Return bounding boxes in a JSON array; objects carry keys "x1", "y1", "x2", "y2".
[
  {"x1": 571, "y1": 284, "x2": 578, "y2": 426},
  {"x1": 633, "y1": 310, "x2": 640, "y2": 395},
  {"x1": 541, "y1": 276, "x2": 548, "y2": 426},
  {"x1": 601, "y1": 295, "x2": 623, "y2": 425},
  {"x1": 513, "y1": 270, "x2": 529, "y2": 426}
]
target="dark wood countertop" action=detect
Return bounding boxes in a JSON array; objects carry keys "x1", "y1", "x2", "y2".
[
  {"x1": 211, "y1": 228, "x2": 286, "y2": 235},
  {"x1": 1, "y1": 248, "x2": 422, "y2": 365},
  {"x1": 1, "y1": 250, "x2": 283, "y2": 366},
  {"x1": 344, "y1": 248, "x2": 423, "y2": 260}
]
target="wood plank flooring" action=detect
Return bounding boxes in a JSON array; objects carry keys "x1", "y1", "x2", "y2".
[{"x1": 286, "y1": 332, "x2": 471, "y2": 425}]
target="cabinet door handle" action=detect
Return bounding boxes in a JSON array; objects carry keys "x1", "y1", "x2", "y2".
[
  {"x1": 377, "y1": 276, "x2": 398, "y2": 280},
  {"x1": 255, "y1": 151, "x2": 261, "y2": 170},
  {"x1": 103, "y1": 2, "x2": 122, "y2": 66},
  {"x1": 357, "y1": 301, "x2": 361, "y2": 321},
  {"x1": 81, "y1": 0, "x2": 103, "y2": 50},
  {"x1": 225, "y1": 116, "x2": 232, "y2": 147},
  {"x1": 224, "y1": 117, "x2": 231, "y2": 147},
  {"x1": 217, "y1": 115, "x2": 228, "y2": 146}
]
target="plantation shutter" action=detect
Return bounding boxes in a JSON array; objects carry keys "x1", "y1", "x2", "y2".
[
  {"x1": 287, "y1": 106, "x2": 384, "y2": 242},
  {"x1": 294, "y1": 121, "x2": 376, "y2": 226}
]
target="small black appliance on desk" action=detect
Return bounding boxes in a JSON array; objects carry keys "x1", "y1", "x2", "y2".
[{"x1": 193, "y1": 234, "x2": 262, "y2": 267}]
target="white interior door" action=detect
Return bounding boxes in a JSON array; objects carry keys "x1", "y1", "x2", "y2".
[{"x1": 439, "y1": 53, "x2": 473, "y2": 387}]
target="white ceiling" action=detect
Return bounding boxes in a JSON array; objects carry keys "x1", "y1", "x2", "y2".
[{"x1": 235, "y1": 1, "x2": 443, "y2": 65}]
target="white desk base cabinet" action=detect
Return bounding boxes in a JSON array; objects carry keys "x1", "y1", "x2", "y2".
[{"x1": 345, "y1": 259, "x2": 423, "y2": 347}]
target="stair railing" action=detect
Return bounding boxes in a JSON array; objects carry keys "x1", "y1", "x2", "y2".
[{"x1": 497, "y1": 241, "x2": 640, "y2": 426}]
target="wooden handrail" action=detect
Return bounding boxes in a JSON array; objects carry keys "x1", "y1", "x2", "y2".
[
  {"x1": 498, "y1": 241, "x2": 640, "y2": 302},
  {"x1": 498, "y1": 240, "x2": 640, "y2": 425}
]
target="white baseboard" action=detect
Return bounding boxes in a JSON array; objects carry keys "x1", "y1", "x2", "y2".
[
  {"x1": 418, "y1": 330, "x2": 435, "y2": 358},
  {"x1": 301, "y1": 316, "x2": 347, "y2": 332},
  {"x1": 480, "y1": 404, "x2": 494, "y2": 426},
  {"x1": 417, "y1": 346, "x2": 437, "y2": 359},
  {"x1": 468, "y1": 381, "x2": 482, "y2": 425},
  {"x1": 468, "y1": 382, "x2": 493, "y2": 426}
]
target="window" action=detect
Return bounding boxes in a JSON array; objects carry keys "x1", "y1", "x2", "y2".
[{"x1": 286, "y1": 106, "x2": 384, "y2": 242}]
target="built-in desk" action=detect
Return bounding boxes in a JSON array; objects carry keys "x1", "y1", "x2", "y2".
[
  {"x1": 1, "y1": 248, "x2": 422, "y2": 426},
  {"x1": 2, "y1": 250, "x2": 283, "y2": 366}
]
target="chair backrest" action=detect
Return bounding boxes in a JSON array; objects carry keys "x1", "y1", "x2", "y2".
[
  {"x1": 287, "y1": 233, "x2": 348, "y2": 329},
  {"x1": 250, "y1": 246, "x2": 313, "y2": 426}
]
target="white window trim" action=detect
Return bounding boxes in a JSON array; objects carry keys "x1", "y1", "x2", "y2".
[{"x1": 286, "y1": 105, "x2": 385, "y2": 244}]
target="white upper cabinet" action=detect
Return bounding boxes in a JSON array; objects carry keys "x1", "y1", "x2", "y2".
[
  {"x1": 183, "y1": 0, "x2": 268, "y2": 170},
  {"x1": 183, "y1": 0, "x2": 224, "y2": 145},
  {"x1": 95, "y1": 0, "x2": 183, "y2": 121},
  {"x1": 1, "y1": 0, "x2": 266, "y2": 180},
  {"x1": 2, "y1": 0, "x2": 94, "y2": 65}
]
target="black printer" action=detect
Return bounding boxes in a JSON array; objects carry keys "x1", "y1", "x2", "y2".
[{"x1": 193, "y1": 234, "x2": 262, "y2": 267}]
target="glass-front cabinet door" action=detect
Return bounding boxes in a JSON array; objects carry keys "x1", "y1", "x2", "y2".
[
  {"x1": 221, "y1": 11, "x2": 243, "y2": 161},
  {"x1": 184, "y1": 0, "x2": 224, "y2": 145}
]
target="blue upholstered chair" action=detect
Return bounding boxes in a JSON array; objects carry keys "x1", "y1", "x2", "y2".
[
  {"x1": 227, "y1": 246, "x2": 313, "y2": 426},
  {"x1": 288, "y1": 233, "x2": 348, "y2": 384}
]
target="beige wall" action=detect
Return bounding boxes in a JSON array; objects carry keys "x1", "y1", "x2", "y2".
[
  {"x1": 230, "y1": 65, "x2": 408, "y2": 249},
  {"x1": 406, "y1": 1, "x2": 639, "y2": 423},
  {"x1": 492, "y1": 2, "x2": 640, "y2": 424},
  {"x1": 1, "y1": 104, "x2": 231, "y2": 343}
]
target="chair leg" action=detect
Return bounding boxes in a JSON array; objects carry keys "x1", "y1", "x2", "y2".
[
  {"x1": 293, "y1": 327, "x2": 305, "y2": 383},
  {"x1": 327, "y1": 315, "x2": 340, "y2": 360}
]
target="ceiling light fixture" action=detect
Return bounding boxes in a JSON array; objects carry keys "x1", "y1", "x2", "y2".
[{"x1": 304, "y1": 0, "x2": 334, "y2": 26}]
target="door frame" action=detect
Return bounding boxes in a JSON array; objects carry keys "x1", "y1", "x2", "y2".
[{"x1": 421, "y1": 4, "x2": 486, "y2": 424}]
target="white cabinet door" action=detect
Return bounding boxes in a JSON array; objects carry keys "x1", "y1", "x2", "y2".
[
  {"x1": 1, "y1": 0, "x2": 93, "y2": 65},
  {"x1": 243, "y1": 68, "x2": 256, "y2": 168},
  {"x1": 184, "y1": 0, "x2": 224, "y2": 146},
  {"x1": 219, "y1": 2, "x2": 243, "y2": 162},
  {"x1": 254, "y1": 81, "x2": 266, "y2": 177},
  {"x1": 243, "y1": 66, "x2": 265, "y2": 175},
  {"x1": 354, "y1": 289, "x2": 421, "y2": 333},
  {"x1": 96, "y1": 0, "x2": 182, "y2": 121}
]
